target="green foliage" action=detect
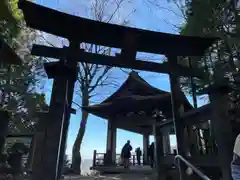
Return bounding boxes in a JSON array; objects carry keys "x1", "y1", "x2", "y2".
[
  {"x1": 179, "y1": 0, "x2": 240, "y2": 95},
  {"x1": 0, "y1": 0, "x2": 46, "y2": 133},
  {"x1": 0, "y1": 30, "x2": 46, "y2": 133},
  {"x1": 178, "y1": 0, "x2": 240, "y2": 124},
  {"x1": 8, "y1": 0, "x2": 24, "y2": 21},
  {"x1": 7, "y1": 93, "x2": 48, "y2": 133},
  {"x1": 182, "y1": 0, "x2": 229, "y2": 36},
  {"x1": 0, "y1": 0, "x2": 33, "y2": 45},
  {"x1": 0, "y1": 0, "x2": 21, "y2": 45}
]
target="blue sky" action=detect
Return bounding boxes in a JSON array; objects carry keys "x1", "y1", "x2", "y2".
[{"x1": 34, "y1": 0, "x2": 207, "y2": 159}]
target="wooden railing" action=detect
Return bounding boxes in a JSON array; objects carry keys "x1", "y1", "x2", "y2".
[
  {"x1": 92, "y1": 150, "x2": 146, "y2": 167},
  {"x1": 175, "y1": 155, "x2": 211, "y2": 180}
]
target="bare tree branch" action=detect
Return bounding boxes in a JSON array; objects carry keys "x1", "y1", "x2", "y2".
[
  {"x1": 171, "y1": 0, "x2": 187, "y2": 21},
  {"x1": 144, "y1": 0, "x2": 185, "y2": 20},
  {"x1": 72, "y1": 101, "x2": 82, "y2": 109},
  {"x1": 72, "y1": 0, "x2": 136, "y2": 173},
  {"x1": 163, "y1": 19, "x2": 180, "y2": 33},
  {"x1": 39, "y1": 33, "x2": 56, "y2": 47},
  {"x1": 107, "y1": 0, "x2": 124, "y2": 23},
  {"x1": 88, "y1": 65, "x2": 112, "y2": 93}
]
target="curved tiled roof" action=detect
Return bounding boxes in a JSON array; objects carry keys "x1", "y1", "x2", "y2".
[{"x1": 83, "y1": 71, "x2": 192, "y2": 119}]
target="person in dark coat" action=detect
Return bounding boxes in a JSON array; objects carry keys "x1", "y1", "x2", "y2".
[
  {"x1": 148, "y1": 142, "x2": 155, "y2": 168},
  {"x1": 135, "y1": 147, "x2": 142, "y2": 166},
  {"x1": 121, "y1": 140, "x2": 132, "y2": 168}
]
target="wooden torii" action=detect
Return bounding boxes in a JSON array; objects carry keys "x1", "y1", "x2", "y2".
[{"x1": 18, "y1": 1, "x2": 234, "y2": 180}]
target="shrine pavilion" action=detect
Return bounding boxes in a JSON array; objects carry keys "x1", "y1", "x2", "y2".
[{"x1": 83, "y1": 71, "x2": 192, "y2": 166}]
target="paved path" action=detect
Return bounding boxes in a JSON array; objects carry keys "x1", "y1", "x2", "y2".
[
  {"x1": 92, "y1": 165, "x2": 154, "y2": 174},
  {"x1": 63, "y1": 166, "x2": 157, "y2": 180},
  {"x1": 63, "y1": 174, "x2": 156, "y2": 180}
]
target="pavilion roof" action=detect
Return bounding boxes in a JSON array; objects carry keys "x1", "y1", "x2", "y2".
[{"x1": 83, "y1": 71, "x2": 192, "y2": 120}]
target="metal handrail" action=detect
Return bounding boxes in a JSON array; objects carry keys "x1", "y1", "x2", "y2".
[{"x1": 175, "y1": 155, "x2": 211, "y2": 180}]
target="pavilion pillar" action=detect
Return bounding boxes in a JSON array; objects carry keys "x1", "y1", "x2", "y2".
[
  {"x1": 208, "y1": 85, "x2": 233, "y2": 180},
  {"x1": 0, "y1": 110, "x2": 9, "y2": 155},
  {"x1": 106, "y1": 119, "x2": 117, "y2": 165},
  {"x1": 153, "y1": 123, "x2": 167, "y2": 180},
  {"x1": 143, "y1": 134, "x2": 149, "y2": 165},
  {"x1": 161, "y1": 127, "x2": 171, "y2": 155},
  {"x1": 168, "y1": 55, "x2": 187, "y2": 180},
  {"x1": 162, "y1": 133, "x2": 170, "y2": 155}
]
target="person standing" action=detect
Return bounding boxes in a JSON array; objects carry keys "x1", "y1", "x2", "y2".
[
  {"x1": 135, "y1": 147, "x2": 142, "y2": 166},
  {"x1": 121, "y1": 140, "x2": 132, "y2": 168},
  {"x1": 148, "y1": 142, "x2": 155, "y2": 168}
]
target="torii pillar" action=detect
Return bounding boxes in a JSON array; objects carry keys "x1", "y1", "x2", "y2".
[
  {"x1": 143, "y1": 133, "x2": 149, "y2": 164},
  {"x1": 168, "y1": 55, "x2": 188, "y2": 180},
  {"x1": 31, "y1": 43, "x2": 78, "y2": 180},
  {"x1": 208, "y1": 83, "x2": 233, "y2": 180},
  {"x1": 106, "y1": 119, "x2": 117, "y2": 165}
]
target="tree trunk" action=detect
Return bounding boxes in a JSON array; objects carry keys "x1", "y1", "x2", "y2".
[{"x1": 72, "y1": 88, "x2": 89, "y2": 174}]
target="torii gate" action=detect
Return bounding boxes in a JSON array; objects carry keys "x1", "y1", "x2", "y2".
[{"x1": 18, "y1": 1, "x2": 234, "y2": 180}]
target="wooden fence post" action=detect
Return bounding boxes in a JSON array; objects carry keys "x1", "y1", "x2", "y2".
[
  {"x1": 133, "y1": 155, "x2": 135, "y2": 166},
  {"x1": 93, "y1": 150, "x2": 97, "y2": 167}
]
